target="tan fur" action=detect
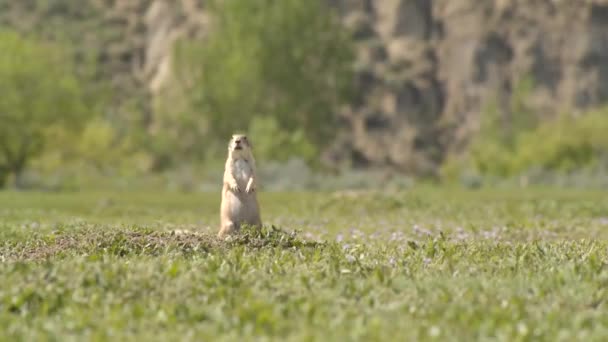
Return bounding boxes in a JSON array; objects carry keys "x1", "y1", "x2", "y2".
[{"x1": 218, "y1": 134, "x2": 262, "y2": 238}]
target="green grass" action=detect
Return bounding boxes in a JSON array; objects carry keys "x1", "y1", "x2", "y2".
[{"x1": 1, "y1": 188, "x2": 607, "y2": 341}]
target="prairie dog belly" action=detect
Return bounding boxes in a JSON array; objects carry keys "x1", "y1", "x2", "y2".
[
  {"x1": 233, "y1": 159, "x2": 253, "y2": 189},
  {"x1": 225, "y1": 158, "x2": 258, "y2": 223},
  {"x1": 225, "y1": 190, "x2": 257, "y2": 216}
]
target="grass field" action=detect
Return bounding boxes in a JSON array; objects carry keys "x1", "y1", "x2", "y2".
[{"x1": 1, "y1": 188, "x2": 607, "y2": 341}]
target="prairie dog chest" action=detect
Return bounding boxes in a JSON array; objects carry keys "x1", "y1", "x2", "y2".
[{"x1": 232, "y1": 158, "x2": 253, "y2": 183}]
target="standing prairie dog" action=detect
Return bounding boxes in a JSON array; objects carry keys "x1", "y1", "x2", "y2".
[{"x1": 218, "y1": 134, "x2": 262, "y2": 238}]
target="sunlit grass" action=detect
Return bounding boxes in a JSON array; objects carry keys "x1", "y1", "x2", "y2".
[{"x1": 0, "y1": 189, "x2": 607, "y2": 340}]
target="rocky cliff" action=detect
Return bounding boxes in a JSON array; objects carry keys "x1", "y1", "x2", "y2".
[
  {"x1": 330, "y1": 0, "x2": 608, "y2": 175},
  {"x1": 2, "y1": 0, "x2": 608, "y2": 175}
]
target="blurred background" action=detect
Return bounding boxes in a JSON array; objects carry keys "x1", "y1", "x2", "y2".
[{"x1": 1, "y1": 0, "x2": 608, "y2": 192}]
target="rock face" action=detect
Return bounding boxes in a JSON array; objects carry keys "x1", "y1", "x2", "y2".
[
  {"x1": 0, "y1": 0, "x2": 209, "y2": 125},
  {"x1": 2, "y1": 0, "x2": 608, "y2": 175},
  {"x1": 329, "y1": 0, "x2": 608, "y2": 175}
]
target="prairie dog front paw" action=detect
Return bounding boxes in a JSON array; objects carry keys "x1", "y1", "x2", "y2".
[
  {"x1": 229, "y1": 180, "x2": 241, "y2": 193},
  {"x1": 246, "y1": 178, "x2": 256, "y2": 193}
]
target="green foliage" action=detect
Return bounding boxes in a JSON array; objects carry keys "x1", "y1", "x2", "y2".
[
  {"x1": 168, "y1": 0, "x2": 354, "y2": 163},
  {"x1": 442, "y1": 76, "x2": 608, "y2": 183},
  {"x1": 469, "y1": 108, "x2": 608, "y2": 179},
  {"x1": 248, "y1": 116, "x2": 317, "y2": 163},
  {"x1": 470, "y1": 76, "x2": 538, "y2": 176},
  {"x1": 0, "y1": 0, "x2": 147, "y2": 130},
  {"x1": 513, "y1": 108, "x2": 608, "y2": 172},
  {"x1": 474, "y1": 76, "x2": 537, "y2": 152},
  {"x1": 0, "y1": 30, "x2": 95, "y2": 187},
  {"x1": 1, "y1": 189, "x2": 608, "y2": 340},
  {"x1": 20, "y1": 117, "x2": 154, "y2": 192}
]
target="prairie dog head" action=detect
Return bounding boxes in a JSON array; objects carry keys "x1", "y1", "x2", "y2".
[{"x1": 228, "y1": 134, "x2": 253, "y2": 159}]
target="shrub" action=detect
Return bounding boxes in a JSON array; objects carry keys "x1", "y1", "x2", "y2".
[
  {"x1": 442, "y1": 107, "x2": 608, "y2": 185},
  {"x1": 513, "y1": 109, "x2": 608, "y2": 173},
  {"x1": 441, "y1": 75, "x2": 608, "y2": 185},
  {"x1": 164, "y1": 0, "x2": 355, "y2": 164},
  {"x1": 0, "y1": 30, "x2": 94, "y2": 187}
]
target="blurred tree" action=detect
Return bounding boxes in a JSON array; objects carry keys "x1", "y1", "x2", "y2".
[
  {"x1": 167, "y1": 0, "x2": 354, "y2": 165},
  {"x1": 0, "y1": 30, "x2": 93, "y2": 187}
]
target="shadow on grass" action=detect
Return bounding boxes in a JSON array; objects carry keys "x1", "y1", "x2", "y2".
[{"x1": 1, "y1": 225, "x2": 326, "y2": 261}]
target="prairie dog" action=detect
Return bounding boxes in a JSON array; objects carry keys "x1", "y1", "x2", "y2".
[{"x1": 218, "y1": 134, "x2": 262, "y2": 238}]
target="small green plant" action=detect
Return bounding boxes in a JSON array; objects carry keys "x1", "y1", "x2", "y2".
[{"x1": 227, "y1": 224, "x2": 323, "y2": 249}]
